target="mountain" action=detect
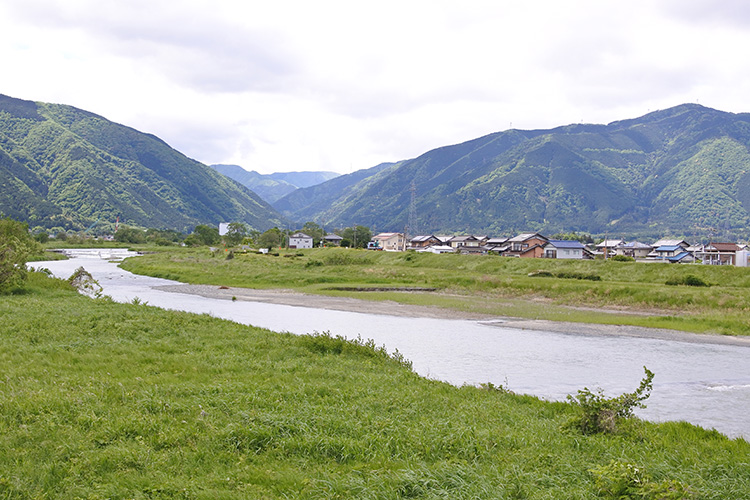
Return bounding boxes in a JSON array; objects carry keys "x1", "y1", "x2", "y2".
[
  {"x1": 275, "y1": 104, "x2": 750, "y2": 239},
  {"x1": 273, "y1": 162, "x2": 399, "y2": 219},
  {"x1": 0, "y1": 94, "x2": 283, "y2": 233},
  {"x1": 267, "y1": 170, "x2": 340, "y2": 188},
  {"x1": 211, "y1": 165, "x2": 339, "y2": 204}
]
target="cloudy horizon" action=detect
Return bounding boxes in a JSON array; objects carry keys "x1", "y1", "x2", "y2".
[{"x1": 3, "y1": 0, "x2": 750, "y2": 175}]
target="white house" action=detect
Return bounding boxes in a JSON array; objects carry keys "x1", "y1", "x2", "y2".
[
  {"x1": 544, "y1": 240, "x2": 586, "y2": 259},
  {"x1": 288, "y1": 232, "x2": 313, "y2": 249}
]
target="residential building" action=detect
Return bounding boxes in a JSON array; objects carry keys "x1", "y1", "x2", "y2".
[
  {"x1": 323, "y1": 233, "x2": 343, "y2": 246},
  {"x1": 595, "y1": 239, "x2": 624, "y2": 258},
  {"x1": 409, "y1": 235, "x2": 443, "y2": 249},
  {"x1": 447, "y1": 235, "x2": 483, "y2": 250},
  {"x1": 372, "y1": 232, "x2": 406, "y2": 252},
  {"x1": 288, "y1": 232, "x2": 313, "y2": 249},
  {"x1": 544, "y1": 240, "x2": 587, "y2": 259},
  {"x1": 697, "y1": 242, "x2": 740, "y2": 265},
  {"x1": 615, "y1": 241, "x2": 652, "y2": 259},
  {"x1": 505, "y1": 233, "x2": 549, "y2": 258}
]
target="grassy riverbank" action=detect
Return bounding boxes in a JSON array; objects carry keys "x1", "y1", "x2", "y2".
[
  {"x1": 1, "y1": 271, "x2": 749, "y2": 498},
  {"x1": 120, "y1": 247, "x2": 750, "y2": 335}
]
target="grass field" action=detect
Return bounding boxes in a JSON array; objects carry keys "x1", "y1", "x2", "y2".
[
  {"x1": 1, "y1": 271, "x2": 749, "y2": 498},
  {"x1": 120, "y1": 247, "x2": 750, "y2": 336}
]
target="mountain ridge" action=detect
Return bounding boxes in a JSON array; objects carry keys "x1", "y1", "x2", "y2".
[
  {"x1": 275, "y1": 104, "x2": 750, "y2": 239},
  {"x1": 0, "y1": 94, "x2": 283, "y2": 233}
]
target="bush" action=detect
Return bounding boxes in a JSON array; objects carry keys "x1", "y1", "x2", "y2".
[
  {"x1": 528, "y1": 270, "x2": 601, "y2": 281},
  {"x1": 665, "y1": 274, "x2": 710, "y2": 287},
  {"x1": 610, "y1": 255, "x2": 635, "y2": 262},
  {"x1": 67, "y1": 267, "x2": 104, "y2": 298},
  {"x1": 567, "y1": 366, "x2": 654, "y2": 434}
]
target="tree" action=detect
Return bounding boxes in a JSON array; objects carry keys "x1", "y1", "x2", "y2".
[
  {"x1": 0, "y1": 218, "x2": 38, "y2": 292},
  {"x1": 340, "y1": 225, "x2": 372, "y2": 249},
  {"x1": 258, "y1": 227, "x2": 283, "y2": 249},
  {"x1": 114, "y1": 226, "x2": 147, "y2": 244},
  {"x1": 223, "y1": 222, "x2": 248, "y2": 247},
  {"x1": 185, "y1": 224, "x2": 221, "y2": 246}
]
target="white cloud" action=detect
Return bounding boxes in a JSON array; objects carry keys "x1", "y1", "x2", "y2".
[{"x1": 3, "y1": 0, "x2": 750, "y2": 174}]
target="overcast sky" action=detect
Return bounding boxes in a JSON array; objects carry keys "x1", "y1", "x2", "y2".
[{"x1": 2, "y1": 1, "x2": 750, "y2": 175}]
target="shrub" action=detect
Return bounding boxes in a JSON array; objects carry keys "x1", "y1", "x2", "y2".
[
  {"x1": 67, "y1": 267, "x2": 104, "y2": 298},
  {"x1": 610, "y1": 255, "x2": 635, "y2": 262},
  {"x1": 567, "y1": 366, "x2": 654, "y2": 434},
  {"x1": 665, "y1": 274, "x2": 710, "y2": 287},
  {"x1": 528, "y1": 270, "x2": 601, "y2": 281}
]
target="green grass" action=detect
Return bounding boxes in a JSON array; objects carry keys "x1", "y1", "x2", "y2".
[
  {"x1": 120, "y1": 247, "x2": 750, "y2": 335},
  {"x1": 1, "y1": 272, "x2": 749, "y2": 498}
]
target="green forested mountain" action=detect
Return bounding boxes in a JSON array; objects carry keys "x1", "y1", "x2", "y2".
[
  {"x1": 0, "y1": 94, "x2": 283, "y2": 233},
  {"x1": 276, "y1": 104, "x2": 750, "y2": 239},
  {"x1": 211, "y1": 164, "x2": 339, "y2": 204}
]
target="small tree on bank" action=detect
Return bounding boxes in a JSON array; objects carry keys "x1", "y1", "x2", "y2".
[{"x1": 0, "y1": 218, "x2": 39, "y2": 292}]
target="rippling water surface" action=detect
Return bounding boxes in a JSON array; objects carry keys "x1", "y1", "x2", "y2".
[{"x1": 35, "y1": 251, "x2": 750, "y2": 439}]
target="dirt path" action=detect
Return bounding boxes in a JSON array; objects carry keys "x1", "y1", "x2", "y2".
[{"x1": 154, "y1": 284, "x2": 750, "y2": 347}]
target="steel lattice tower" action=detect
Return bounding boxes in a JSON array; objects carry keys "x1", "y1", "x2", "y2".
[{"x1": 408, "y1": 180, "x2": 419, "y2": 239}]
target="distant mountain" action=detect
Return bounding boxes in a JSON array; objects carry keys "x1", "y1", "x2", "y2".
[
  {"x1": 211, "y1": 165, "x2": 339, "y2": 204},
  {"x1": 275, "y1": 104, "x2": 750, "y2": 239},
  {"x1": 268, "y1": 170, "x2": 340, "y2": 188},
  {"x1": 273, "y1": 162, "x2": 398, "y2": 220},
  {"x1": 0, "y1": 94, "x2": 283, "y2": 233}
]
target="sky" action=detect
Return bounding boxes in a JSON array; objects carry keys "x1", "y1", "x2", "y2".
[{"x1": 2, "y1": 0, "x2": 750, "y2": 175}]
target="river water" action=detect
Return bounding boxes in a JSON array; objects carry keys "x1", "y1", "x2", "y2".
[{"x1": 35, "y1": 250, "x2": 750, "y2": 439}]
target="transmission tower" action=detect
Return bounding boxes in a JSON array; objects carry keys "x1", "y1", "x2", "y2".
[{"x1": 408, "y1": 180, "x2": 419, "y2": 240}]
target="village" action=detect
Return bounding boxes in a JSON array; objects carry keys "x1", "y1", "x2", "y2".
[{"x1": 284, "y1": 230, "x2": 750, "y2": 267}]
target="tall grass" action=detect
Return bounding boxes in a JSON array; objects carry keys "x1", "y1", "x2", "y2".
[{"x1": 1, "y1": 271, "x2": 749, "y2": 497}]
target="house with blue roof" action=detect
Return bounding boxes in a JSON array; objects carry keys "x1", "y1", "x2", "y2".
[{"x1": 544, "y1": 239, "x2": 588, "y2": 259}]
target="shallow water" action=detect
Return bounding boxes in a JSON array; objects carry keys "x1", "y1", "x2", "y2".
[{"x1": 35, "y1": 251, "x2": 750, "y2": 439}]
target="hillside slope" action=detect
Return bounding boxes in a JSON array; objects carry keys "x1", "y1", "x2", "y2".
[
  {"x1": 277, "y1": 104, "x2": 750, "y2": 238},
  {"x1": 0, "y1": 94, "x2": 283, "y2": 233}
]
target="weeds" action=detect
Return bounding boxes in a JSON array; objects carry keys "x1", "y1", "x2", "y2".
[{"x1": 591, "y1": 460, "x2": 696, "y2": 499}]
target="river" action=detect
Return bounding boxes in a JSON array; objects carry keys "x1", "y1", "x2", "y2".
[{"x1": 35, "y1": 250, "x2": 750, "y2": 439}]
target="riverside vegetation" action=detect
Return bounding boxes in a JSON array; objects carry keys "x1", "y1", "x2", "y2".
[
  {"x1": 2, "y1": 269, "x2": 750, "y2": 498},
  {"x1": 120, "y1": 246, "x2": 750, "y2": 336}
]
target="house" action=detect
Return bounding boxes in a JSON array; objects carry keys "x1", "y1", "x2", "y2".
[
  {"x1": 416, "y1": 244, "x2": 454, "y2": 254},
  {"x1": 447, "y1": 235, "x2": 484, "y2": 250},
  {"x1": 409, "y1": 235, "x2": 443, "y2": 249},
  {"x1": 323, "y1": 233, "x2": 343, "y2": 246},
  {"x1": 696, "y1": 242, "x2": 740, "y2": 265},
  {"x1": 505, "y1": 233, "x2": 549, "y2": 258},
  {"x1": 652, "y1": 239, "x2": 690, "y2": 250},
  {"x1": 615, "y1": 241, "x2": 652, "y2": 259},
  {"x1": 544, "y1": 240, "x2": 587, "y2": 259},
  {"x1": 652, "y1": 245, "x2": 686, "y2": 260},
  {"x1": 595, "y1": 239, "x2": 624, "y2": 258},
  {"x1": 372, "y1": 232, "x2": 406, "y2": 252},
  {"x1": 288, "y1": 232, "x2": 313, "y2": 249}
]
